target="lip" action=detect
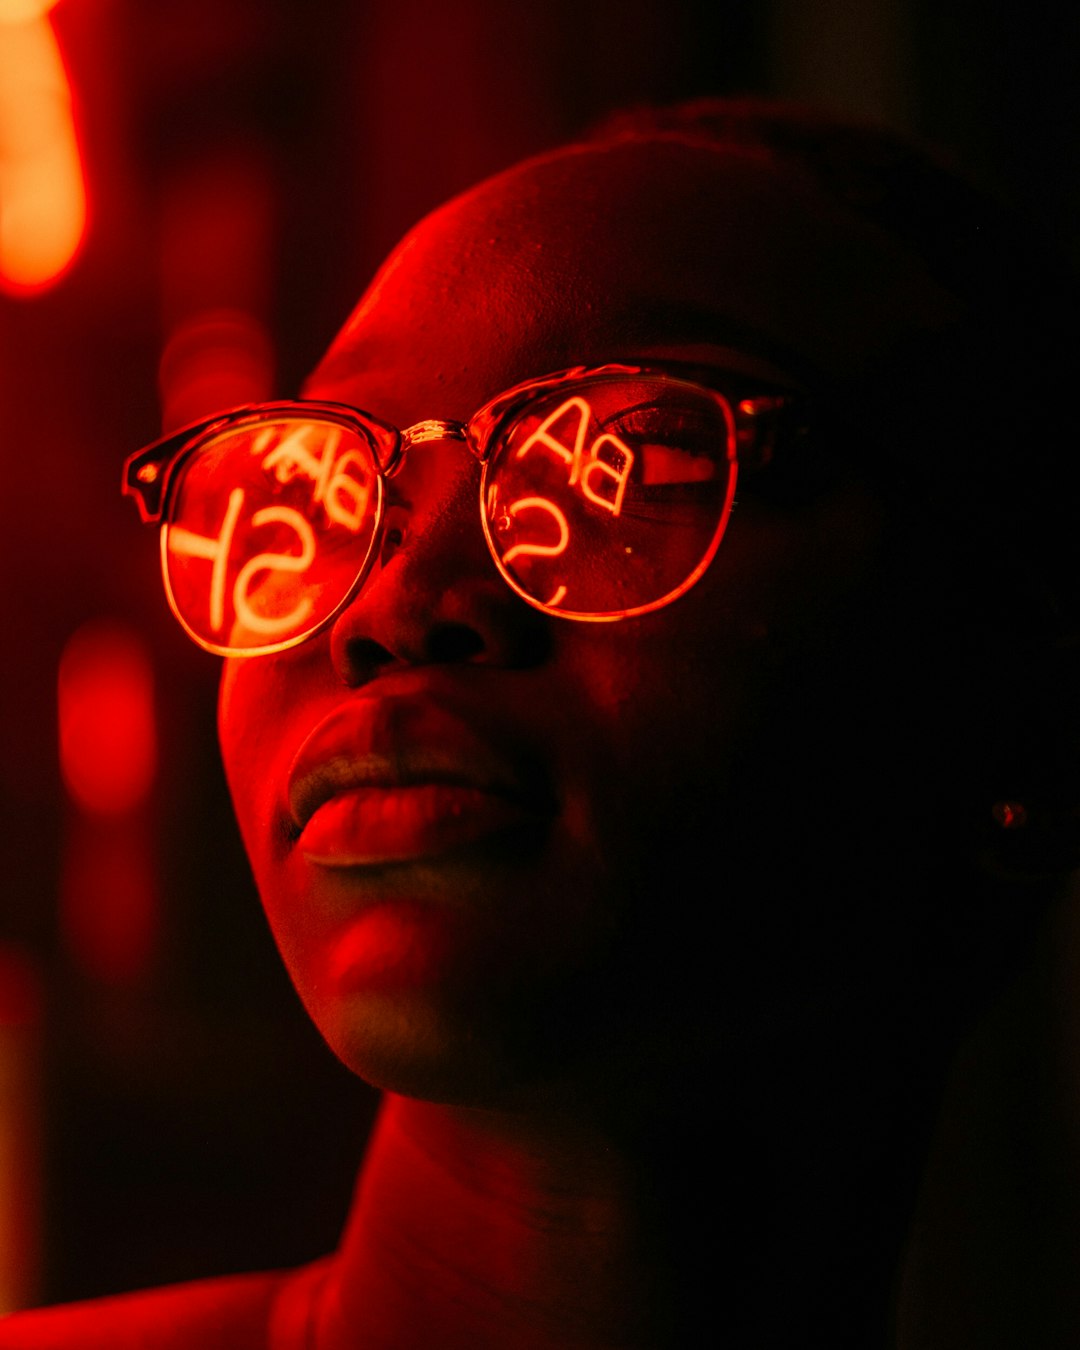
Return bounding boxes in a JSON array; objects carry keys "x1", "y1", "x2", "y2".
[{"x1": 285, "y1": 694, "x2": 555, "y2": 867}]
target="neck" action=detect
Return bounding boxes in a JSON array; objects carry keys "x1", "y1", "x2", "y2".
[
  {"x1": 316, "y1": 1093, "x2": 669, "y2": 1349},
  {"x1": 311, "y1": 1070, "x2": 919, "y2": 1349}
]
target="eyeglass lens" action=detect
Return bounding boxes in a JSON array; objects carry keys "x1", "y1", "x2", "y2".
[
  {"x1": 163, "y1": 417, "x2": 382, "y2": 653},
  {"x1": 482, "y1": 374, "x2": 736, "y2": 619},
  {"x1": 160, "y1": 375, "x2": 737, "y2": 654}
]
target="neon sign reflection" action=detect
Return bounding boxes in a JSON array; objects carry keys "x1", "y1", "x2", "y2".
[
  {"x1": 494, "y1": 396, "x2": 636, "y2": 606},
  {"x1": 514, "y1": 397, "x2": 634, "y2": 514},
  {"x1": 167, "y1": 422, "x2": 372, "y2": 640},
  {"x1": 253, "y1": 424, "x2": 371, "y2": 532}
]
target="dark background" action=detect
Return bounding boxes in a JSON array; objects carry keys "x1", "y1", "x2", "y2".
[{"x1": 0, "y1": 0, "x2": 1077, "y2": 1308}]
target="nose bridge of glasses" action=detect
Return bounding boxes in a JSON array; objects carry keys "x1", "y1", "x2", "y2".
[{"x1": 398, "y1": 418, "x2": 472, "y2": 461}]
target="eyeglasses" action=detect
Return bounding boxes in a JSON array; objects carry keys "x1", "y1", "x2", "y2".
[{"x1": 123, "y1": 363, "x2": 801, "y2": 657}]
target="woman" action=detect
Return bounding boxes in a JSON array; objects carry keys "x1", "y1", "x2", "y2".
[{"x1": 5, "y1": 102, "x2": 1077, "y2": 1347}]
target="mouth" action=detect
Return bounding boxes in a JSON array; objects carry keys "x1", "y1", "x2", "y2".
[{"x1": 285, "y1": 695, "x2": 555, "y2": 868}]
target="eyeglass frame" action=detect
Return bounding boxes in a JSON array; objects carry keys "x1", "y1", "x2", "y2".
[{"x1": 122, "y1": 362, "x2": 803, "y2": 656}]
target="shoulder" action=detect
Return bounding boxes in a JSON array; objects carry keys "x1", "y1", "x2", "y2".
[{"x1": 0, "y1": 1259, "x2": 331, "y2": 1350}]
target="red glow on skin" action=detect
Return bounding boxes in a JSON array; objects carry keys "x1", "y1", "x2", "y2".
[
  {"x1": 0, "y1": 5, "x2": 87, "y2": 294},
  {"x1": 326, "y1": 905, "x2": 438, "y2": 992},
  {"x1": 302, "y1": 783, "x2": 539, "y2": 869},
  {"x1": 58, "y1": 621, "x2": 157, "y2": 817}
]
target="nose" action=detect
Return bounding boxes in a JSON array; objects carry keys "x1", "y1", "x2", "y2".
[{"x1": 328, "y1": 441, "x2": 550, "y2": 685}]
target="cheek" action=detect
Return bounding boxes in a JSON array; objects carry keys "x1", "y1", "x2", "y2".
[
  {"x1": 218, "y1": 662, "x2": 331, "y2": 1014},
  {"x1": 216, "y1": 652, "x2": 320, "y2": 860},
  {"x1": 544, "y1": 617, "x2": 764, "y2": 899},
  {"x1": 549, "y1": 496, "x2": 881, "y2": 872},
  {"x1": 217, "y1": 659, "x2": 269, "y2": 838},
  {"x1": 558, "y1": 518, "x2": 784, "y2": 757}
]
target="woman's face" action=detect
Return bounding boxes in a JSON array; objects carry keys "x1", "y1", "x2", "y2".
[{"x1": 217, "y1": 140, "x2": 960, "y2": 1108}]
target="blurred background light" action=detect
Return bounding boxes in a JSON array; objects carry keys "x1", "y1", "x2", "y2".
[
  {"x1": 0, "y1": 0, "x2": 86, "y2": 294},
  {"x1": 157, "y1": 147, "x2": 276, "y2": 427},
  {"x1": 58, "y1": 619, "x2": 156, "y2": 818},
  {"x1": 57, "y1": 621, "x2": 159, "y2": 987},
  {"x1": 159, "y1": 308, "x2": 273, "y2": 431},
  {"x1": 59, "y1": 819, "x2": 159, "y2": 986},
  {"x1": 0, "y1": 1, "x2": 59, "y2": 22},
  {"x1": 0, "y1": 0, "x2": 1074, "y2": 1313},
  {"x1": 0, "y1": 944, "x2": 42, "y2": 1314}
]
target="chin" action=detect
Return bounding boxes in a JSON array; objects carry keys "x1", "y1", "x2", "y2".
[
  {"x1": 317, "y1": 984, "x2": 571, "y2": 1108},
  {"x1": 306, "y1": 934, "x2": 623, "y2": 1111},
  {"x1": 273, "y1": 856, "x2": 629, "y2": 1102}
]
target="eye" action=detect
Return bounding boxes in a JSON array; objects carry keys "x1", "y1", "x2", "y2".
[
  {"x1": 603, "y1": 403, "x2": 722, "y2": 491},
  {"x1": 637, "y1": 444, "x2": 718, "y2": 486}
]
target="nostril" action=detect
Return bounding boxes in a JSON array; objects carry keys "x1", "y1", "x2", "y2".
[
  {"x1": 336, "y1": 635, "x2": 397, "y2": 685},
  {"x1": 426, "y1": 623, "x2": 486, "y2": 663}
]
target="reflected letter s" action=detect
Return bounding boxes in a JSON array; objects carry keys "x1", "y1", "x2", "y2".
[
  {"x1": 501, "y1": 496, "x2": 570, "y2": 565},
  {"x1": 233, "y1": 506, "x2": 317, "y2": 636}
]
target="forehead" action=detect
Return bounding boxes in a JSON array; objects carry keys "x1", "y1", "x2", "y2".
[{"x1": 307, "y1": 139, "x2": 961, "y2": 421}]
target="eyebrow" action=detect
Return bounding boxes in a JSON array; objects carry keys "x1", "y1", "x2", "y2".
[{"x1": 606, "y1": 301, "x2": 824, "y2": 387}]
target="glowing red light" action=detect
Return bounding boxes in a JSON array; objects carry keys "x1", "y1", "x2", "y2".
[
  {"x1": 0, "y1": 7, "x2": 87, "y2": 294},
  {"x1": 158, "y1": 310, "x2": 273, "y2": 432},
  {"x1": 517, "y1": 396, "x2": 592, "y2": 482},
  {"x1": 61, "y1": 822, "x2": 158, "y2": 985},
  {"x1": 515, "y1": 396, "x2": 634, "y2": 515},
  {"x1": 992, "y1": 800, "x2": 1028, "y2": 830},
  {"x1": 256, "y1": 423, "x2": 372, "y2": 531},
  {"x1": 0, "y1": 2, "x2": 59, "y2": 19},
  {"x1": 58, "y1": 621, "x2": 157, "y2": 817},
  {"x1": 502, "y1": 495, "x2": 570, "y2": 566},
  {"x1": 169, "y1": 493, "x2": 318, "y2": 639}
]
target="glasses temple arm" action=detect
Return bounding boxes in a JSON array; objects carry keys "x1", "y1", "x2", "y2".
[
  {"x1": 121, "y1": 411, "x2": 253, "y2": 523},
  {"x1": 734, "y1": 395, "x2": 809, "y2": 470}
]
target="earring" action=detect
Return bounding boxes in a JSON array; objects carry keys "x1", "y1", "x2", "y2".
[
  {"x1": 987, "y1": 799, "x2": 1080, "y2": 877},
  {"x1": 991, "y1": 801, "x2": 1028, "y2": 830}
]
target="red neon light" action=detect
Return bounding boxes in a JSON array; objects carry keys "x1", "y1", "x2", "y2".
[
  {"x1": 501, "y1": 496, "x2": 570, "y2": 566},
  {"x1": 169, "y1": 487, "x2": 245, "y2": 633},
  {"x1": 168, "y1": 489, "x2": 319, "y2": 639},
  {"x1": 255, "y1": 424, "x2": 371, "y2": 532},
  {"x1": 165, "y1": 421, "x2": 376, "y2": 643},
  {"x1": 0, "y1": 9, "x2": 87, "y2": 293},
  {"x1": 579, "y1": 433, "x2": 632, "y2": 514},
  {"x1": 234, "y1": 505, "x2": 316, "y2": 636},
  {"x1": 514, "y1": 397, "x2": 634, "y2": 516},
  {"x1": 516, "y1": 396, "x2": 592, "y2": 483},
  {"x1": 57, "y1": 622, "x2": 157, "y2": 817}
]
